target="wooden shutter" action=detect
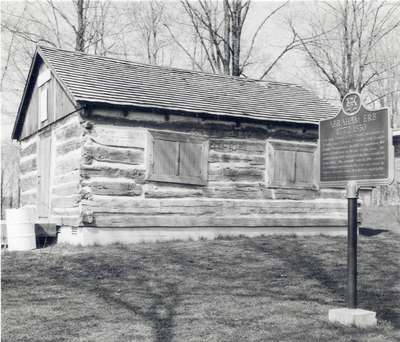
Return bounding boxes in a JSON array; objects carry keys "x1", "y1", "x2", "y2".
[
  {"x1": 273, "y1": 150, "x2": 295, "y2": 185},
  {"x1": 147, "y1": 131, "x2": 208, "y2": 185},
  {"x1": 266, "y1": 139, "x2": 316, "y2": 188},
  {"x1": 295, "y1": 151, "x2": 314, "y2": 184},
  {"x1": 153, "y1": 139, "x2": 179, "y2": 177},
  {"x1": 179, "y1": 142, "x2": 202, "y2": 177}
]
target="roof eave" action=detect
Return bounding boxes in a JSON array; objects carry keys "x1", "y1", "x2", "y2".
[
  {"x1": 79, "y1": 99, "x2": 321, "y2": 128},
  {"x1": 11, "y1": 47, "x2": 41, "y2": 140}
]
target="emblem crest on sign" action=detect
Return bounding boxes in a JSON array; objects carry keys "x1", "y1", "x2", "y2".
[{"x1": 342, "y1": 92, "x2": 361, "y2": 115}]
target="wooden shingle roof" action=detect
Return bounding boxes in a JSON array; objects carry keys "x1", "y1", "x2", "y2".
[
  {"x1": 13, "y1": 45, "x2": 338, "y2": 139},
  {"x1": 39, "y1": 46, "x2": 336, "y2": 124}
]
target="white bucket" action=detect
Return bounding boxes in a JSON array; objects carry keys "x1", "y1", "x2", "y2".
[{"x1": 6, "y1": 208, "x2": 36, "y2": 251}]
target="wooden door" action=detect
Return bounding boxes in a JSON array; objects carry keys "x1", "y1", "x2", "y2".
[{"x1": 38, "y1": 132, "x2": 52, "y2": 219}]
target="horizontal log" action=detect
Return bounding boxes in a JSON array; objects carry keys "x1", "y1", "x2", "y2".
[
  {"x1": 55, "y1": 121, "x2": 82, "y2": 140},
  {"x1": 52, "y1": 182, "x2": 80, "y2": 196},
  {"x1": 90, "y1": 125, "x2": 147, "y2": 148},
  {"x1": 51, "y1": 195, "x2": 80, "y2": 208},
  {"x1": 92, "y1": 108, "x2": 165, "y2": 123},
  {"x1": 54, "y1": 151, "x2": 81, "y2": 175},
  {"x1": 273, "y1": 188, "x2": 318, "y2": 200},
  {"x1": 205, "y1": 184, "x2": 274, "y2": 200},
  {"x1": 144, "y1": 184, "x2": 204, "y2": 199},
  {"x1": 208, "y1": 166, "x2": 264, "y2": 182},
  {"x1": 20, "y1": 142, "x2": 37, "y2": 158},
  {"x1": 82, "y1": 179, "x2": 142, "y2": 196},
  {"x1": 51, "y1": 215, "x2": 81, "y2": 227},
  {"x1": 83, "y1": 141, "x2": 144, "y2": 165},
  {"x1": 87, "y1": 110, "x2": 275, "y2": 140},
  {"x1": 143, "y1": 182, "x2": 275, "y2": 200},
  {"x1": 20, "y1": 158, "x2": 37, "y2": 173},
  {"x1": 84, "y1": 196, "x2": 347, "y2": 208},
  {"x1": 210, "y1": 139, "x2": 265, "y2": 155},
  {"x1": 88, "y1": 202, "x2": 344, "y2": 216},
  {"x1": 56, "y1": 138, "x2": 82, "y2": 155},
  {"x1": 81, "y1": 162, "x2": 146, "y2": 181},
  {"x1": 53, "y1": 170, "x2": 80, "y2": 186},
  {"x1": 20, "y1": 174, "x2": 38, "y2": 192},
  {"x1": 208, "y1": 151, "x2": 265, "y2": 165},
  {"x1": 319, "y1": 189, "x2": 346, "y2": 199},
  {"x1": 84, "y1": 196, "x2": 347, "y2": 214},
  {"x1": 51, "y1": 207, "x2": 81, "y2": 216},
  {"x1": 93, "y1": 214, "x2": 347, "y2": 228}
]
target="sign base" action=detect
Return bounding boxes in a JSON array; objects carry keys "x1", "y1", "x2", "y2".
[{"x1": 329, "y1": 308, "x2": 377, "y2": 328}]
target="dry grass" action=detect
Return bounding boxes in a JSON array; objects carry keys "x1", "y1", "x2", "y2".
[{"x1": 2, "y1": 233, "x2": 400, "y2": 342}]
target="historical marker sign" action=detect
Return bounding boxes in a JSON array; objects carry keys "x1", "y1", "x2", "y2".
[
  {"x1": 320, "y1": 92, "x2": 394, "y2": 187},
  {"x1": 321, "y1": 92, "x2": 394, "y2": 313}
]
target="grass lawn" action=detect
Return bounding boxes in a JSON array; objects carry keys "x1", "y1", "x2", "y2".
[{"x1": 2, "y1": 232, "x2": 400, "y2": 342}]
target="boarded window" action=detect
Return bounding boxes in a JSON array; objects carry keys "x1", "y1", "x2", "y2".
[
  {"x1": 273, "y1": 150, "x2": 296, "y2": 185},
  {"x1": 39, "y1": 83, "x2": 48, "y2": 123},
  {"x1": 266, "y1": 139, "x2": 317, "y2": 188},
  {"x1": 147, "y1": 131, "x2": 208, "y2": 185},
  {"x1": 153, "y1": 139, "x2": 179, "y2": 177},
  {"x1": 295, "y1": 151, "x2": 314, "y2": 185},
  {"x1": 38, "y1": 68, "x2": 52, "y2": 124}
]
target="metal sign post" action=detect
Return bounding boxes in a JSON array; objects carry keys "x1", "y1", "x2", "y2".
[
  {"x1": 346, "y1": 181, "x2": 358, "y2": 309},
  {"x1": 320, "y1": 92, "x2": 394, "y2": 327}
]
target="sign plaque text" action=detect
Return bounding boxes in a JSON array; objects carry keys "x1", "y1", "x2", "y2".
[{"x1": 319, "y1": 92, "x2": 394, "y2": 187}]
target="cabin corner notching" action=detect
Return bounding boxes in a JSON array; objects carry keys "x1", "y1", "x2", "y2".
[{"x1": 13, "y1": 45, "x2": 347, "y2": 245}]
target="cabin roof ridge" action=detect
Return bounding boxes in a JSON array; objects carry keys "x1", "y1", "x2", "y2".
[
  {"x1": 13, "y1": 44, "x2": 338, "y2": 140},
  {"x1": 37, "y1": 45, "x2": 291, "y2": 85}
]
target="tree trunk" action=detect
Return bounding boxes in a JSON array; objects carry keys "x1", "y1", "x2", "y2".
[
  {"x1": 223, "y1": 0, "x2": 231, "y2": 75},
  {"x1": 75, "y1": 0, "x2": 86, "y2": 52},
  {"x1": 231, "y1": 1, "x2": 241, "y2": 76}
]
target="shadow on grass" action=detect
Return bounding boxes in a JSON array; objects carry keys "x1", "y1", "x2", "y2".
[
  {"x1": 247, "y1": 236, "x2": 400, "y2": 329},
  {"x1": 96, "y1": 282, "x2": 179, "y2": 342},
  {"x1": 42, "y1": 236, "x2": 399, "y2": 336},
  {"x1": 359, "y1": 227, "x2": 389, "y2": 236},
  {"x1": 243, "y1": 238, "x2": 345, "y2": 303},
  {"x1": 357, "y1": 244, "x2": 400, "y2": 329},
  {"x1": 48, "y1": 252, "x2": 180, "y2": 342}
]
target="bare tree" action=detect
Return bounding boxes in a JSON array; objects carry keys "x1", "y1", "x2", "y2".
[
  {"x1": 125, "y1": 0, "x2": 171, "y2": 65},
  {"x1": 1, "y1": 141, "x2": 20, "y2": 219},
  {"x1": 46, "y1": 0, "x2": 116, "y2": 53},
  {"x1": 291, "y1": 0, "x2": 400, "y2": 100},
  {"x1": 2, "y1": 0, "x2": 117, "y2": 56},
  {"x1": 364, "y1": 34, "x2": 400, "y2": 126},
  {"x1": 167, "y1": 0, "x2": 295, "y2": 77}
]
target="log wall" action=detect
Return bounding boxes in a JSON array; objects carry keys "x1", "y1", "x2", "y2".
[
  {"x1": 20, "y1": 135, "x2": 38, "y2": 208},
  {"x1": 80, "y1": 108, "x2": 347, "y2": 230},
  {"x1": 50, "y1": 114, "x2": 83, "y2": 226},
  {"x1": 19, "y1": 113, "x2": 83, "y2": 227}
]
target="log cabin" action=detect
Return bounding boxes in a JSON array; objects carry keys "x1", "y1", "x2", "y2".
[{"x1": 12, "y1": 45, "x2": 348, "y2": 245}]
